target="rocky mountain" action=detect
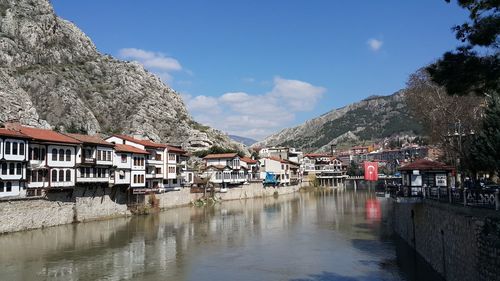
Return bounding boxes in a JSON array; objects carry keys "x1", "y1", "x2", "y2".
[
  {"x1": 0, "y1": 0, "x2": 246, "y2": 152},
  {"x1": 253, "y1": 91, "x2": 423, "y2": 152},
  {"x1": 228, "y1": 135, "x2": 257, "y2": 147}
]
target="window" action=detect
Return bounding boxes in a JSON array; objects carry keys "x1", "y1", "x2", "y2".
[
  {"x1": 134, "y1": 175, "x2": 137, "y2": 183},
  {"x1": 97, "y1": 150, "x2": 101, "y2": 161},
  {"x1": 33, "y1": 147, "x2": 39, "y2": 160},
  {"x1": 59, "y1": 149, "x2": 64, "y2": 161},
  {"x1": 0, "y1": 182, "x2": 3, "y2": 192},
  {"x1": 52, "y1": 170, "x2": 58, "y2": 182},
  {"x1": 12, "y1": 142, "x2": 18, "y2": 155},
  {"x1": 97, "y1": 168, "x2": 102, "y2": 178},
  {"x1": 155, "y1": 167, "x2": 161, "y2": 174},
  {"x1": 66, "y1": 149, "x2": 71, "y2": 161},
  {"x1": 41, "y1": 149, "x2": 45, "y2": 161},
  {"x1": 9, "y1": 163, "x2": 14, "y2": 175},
  {"x1": 59, "y1": 170, "x2": 64, "y2": 182},
  {"x1": 16, "y1": 163, "x2": 21, "y2": 175},
  {"x1": 5, "y1": 142, "x2": 10, "y2": 154},
  {"x1": 52, "y1": 149, "x2": 57, "y2": 161},
  {"x1": 38, "y1": 170, "x2": 44, "y2": 182},
  {"x1": 121, "y1": 154, "x2": 127, "y2": 163},
  {"x1": 1, "y1": 163, "x2": 6, "y2": 175},
  {"x1": 6, "y1": 182, "x2": 11, "y2": 192},
  {"x1": 79, "y1": 167, "x2": 84, "y2": 178},
  {"x1": 140, "y1": 175, "x2": 144, "y2": 183},
  {"x1": 107, "y1": 151, "x2": 112, "y2": 161},
  {"x1": 119, "y1": 171, "x2": 125, "y2": 180},
  {"x1": 31, "y1": 170, "x2": 37, "y2": 182},
  {"x1": 66, "y1": 170, "x2": 71, "y2": 182}
]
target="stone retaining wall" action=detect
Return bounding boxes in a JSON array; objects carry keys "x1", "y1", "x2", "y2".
[
  {"x1": 0, "y1": 183, "x2": 303, "y2": 234},
  {"x1": 393, "y1": 200, "x2": 500, "y2": 281},
  {"x1": 155, "y1": 183, "x2": 301, "y2": 210},
  {"x1": 0, "y1": 186, "x2": 131, "y2": 234}
]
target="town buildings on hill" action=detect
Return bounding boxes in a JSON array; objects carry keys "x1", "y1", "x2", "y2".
[{"x1": 0, "y1": 121, "x2": 436, "y2": 199}]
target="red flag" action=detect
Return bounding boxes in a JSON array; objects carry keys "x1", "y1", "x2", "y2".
[{"x1": 364, "y1": 161, "x2": 378, "y2": 181}]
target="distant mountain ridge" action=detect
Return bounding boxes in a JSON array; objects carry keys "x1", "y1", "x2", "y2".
[
  {"x1": 253, "y1": 91, "x2": 423, "y2": 152},
  {"x1": 229, "y1": 135, "x2": 257, "y2": 146}
]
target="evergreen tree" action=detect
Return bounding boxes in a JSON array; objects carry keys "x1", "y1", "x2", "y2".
[
  {"x1": 428, "y1": 0, "x2": 499, "y2": 179},
  {"x1": 468, "y1": 96, "x2": 500, "y2": 175}
]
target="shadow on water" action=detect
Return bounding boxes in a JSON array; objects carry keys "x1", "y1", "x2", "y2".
[{"x1": 290, "y1": 271, "x2": 384, "y2": 281}]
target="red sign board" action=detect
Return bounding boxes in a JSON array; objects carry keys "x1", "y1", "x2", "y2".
[{"x1": 364, "y1": 161, "x2": 379, "y2": 181}]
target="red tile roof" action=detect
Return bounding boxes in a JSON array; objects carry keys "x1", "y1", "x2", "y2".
[
  {"x1": 16, "y1": 126, "x2": 81, "y2": 144},
  {"x1": 0, "y1": 128, "x2": 30, "y2": 139},
  {"x1": 204, "y1": 164, "x2": 231, "y2": 171},
  {"x1": 114, "y1": 144, "x2": 149, "y2": 155},
  {"x1": 66, "y1": 133, "x2": 114, "y2": 147},
  {"x1": 241, "y1": 157, "x2": 257, "y2": 164},
  {"x1": 398, "y1": 159, "x2": 453, "y2": 171},
  {"x1": 203, "y1": 153, "x2": 238, "y2": 159},
  {"x1": 166, "y1": 145, "x2": 186, "y2": 154},
  {"x1": 113, "y1": 134, "x2": 168, "y2": 149}
]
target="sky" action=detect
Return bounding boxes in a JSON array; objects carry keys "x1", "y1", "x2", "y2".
[{"x1": 52, "y1": 0, "x2": 469, "y2": 140}]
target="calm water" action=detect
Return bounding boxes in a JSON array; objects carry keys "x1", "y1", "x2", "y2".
[{"x1": 0, "y1": 190, "x2": 442, "y2": 281}]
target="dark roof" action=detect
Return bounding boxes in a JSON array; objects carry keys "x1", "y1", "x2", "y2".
[
  {"x1": 398, "y1": 159, "x2": 453, "y2": 171},
  {"x1": 113, "y1": 134, "x2": 168, "y2": 149},
  {"x1": 66, "y1": 133, "x2": 114, "y2": 147},
  {"x1": 203, "y1": 153, "x2": 238, "y2": 159},
  {"x1": 114, "y1": 144, "x2": 149, "y2": 155}
]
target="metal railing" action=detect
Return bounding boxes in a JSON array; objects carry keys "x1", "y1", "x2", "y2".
[{"x1": 422, "y1": 187, "x2": 499, "y2": 210}]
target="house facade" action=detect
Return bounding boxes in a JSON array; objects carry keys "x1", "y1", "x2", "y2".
[
  {"x1": 111, "y1": 144, "x2": 148, "y2": 193},
  {"x1": 3, "y1": 124, "x2": 82, "y2": 196},
  {"x1": 259, "y1": 157, "x2": 291, "y2": 185},
  {"x1": 203, "y1": 153, "x2": 247, "y2": 186},
  {"x1": 67, "y1": 134, "x2": 114, "y2": 188},
  {"x1": 106, "y1": 135, "x2": 165, "y2": 191},
  {"x1": 0, "y1": 128, "x2": 30, "y2": 198}
]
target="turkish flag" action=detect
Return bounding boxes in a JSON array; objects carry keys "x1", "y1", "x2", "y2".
[{"x1": 364, "y1": 161, "x2": 378, "y2": 181}]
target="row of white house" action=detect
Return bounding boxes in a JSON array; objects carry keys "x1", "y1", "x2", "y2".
[
  {"x1": 0, "y1": 123, "x2": 191, "y2": 198},
  {"x1": 200, "y1": 153, "x2": 306, "y2": 187}
]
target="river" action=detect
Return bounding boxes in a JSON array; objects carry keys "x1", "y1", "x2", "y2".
[{"x1": 0, "y1": 190, "x2": 443, "y2": 281}]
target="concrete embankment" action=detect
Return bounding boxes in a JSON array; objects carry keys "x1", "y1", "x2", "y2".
[
  {"x1": 0, "y1": 183, "x2": 302, "y2": 234},
  {"x1": 392, "y1": 200, "x2": 500, "y2": 281}
]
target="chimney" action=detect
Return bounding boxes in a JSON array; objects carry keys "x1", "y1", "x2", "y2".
[{"x1": 330, "y1": 144, "x2": 337, "y2": 157}]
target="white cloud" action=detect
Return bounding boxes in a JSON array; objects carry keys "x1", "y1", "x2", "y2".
[
  {"x1": 183, "y1": 77, "x2": 326, "y2": 140},
  {"x1": 118, "y1": 48, "x2": 183, "y2": 83},
  {"x1": 367, "y1": 38, "x2": 383, "y2": 51},
  {"x1": 268, "y1": 77, "x2": 325, "y2": 111}
]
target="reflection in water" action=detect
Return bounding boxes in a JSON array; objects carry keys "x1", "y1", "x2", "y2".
[{"x1": 0, "y1": 190, "x2": 441, "y2": 281}]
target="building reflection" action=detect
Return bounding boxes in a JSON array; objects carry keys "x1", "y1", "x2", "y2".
[{"x1": 0, "y1": 190, "x2": 422, "y2": 281}]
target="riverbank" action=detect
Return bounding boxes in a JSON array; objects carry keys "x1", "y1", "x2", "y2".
[
  {"x1": 392, "y1": 199, "x2": 500, "y2": 281},
  {"x1": 0, "y1": 183, "x2": 302, "y2": 234}
]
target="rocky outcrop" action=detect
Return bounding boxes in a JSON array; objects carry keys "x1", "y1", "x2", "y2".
[
  {"x1": 254, "y1": 91, "x2": 422, "y2": 152},
  {"x1": 0, "y1": 0, "x2": 245, "y2": 152}
]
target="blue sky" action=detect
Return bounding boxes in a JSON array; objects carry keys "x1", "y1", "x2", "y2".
[{"x1": 52, "y1": 0, "x2": 468, "y2": 140}]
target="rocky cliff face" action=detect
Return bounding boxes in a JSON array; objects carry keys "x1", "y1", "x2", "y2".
[
  {"x1": 253, "y1": 91, "x2": 423, "y2": 152},
  {"x1": 0, "y1": 0, "x2": 245, "y2": 152}
]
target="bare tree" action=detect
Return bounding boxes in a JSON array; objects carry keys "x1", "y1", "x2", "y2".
[{"x1": 405, "y1": 69, "x2": 484, "y2": 145}]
